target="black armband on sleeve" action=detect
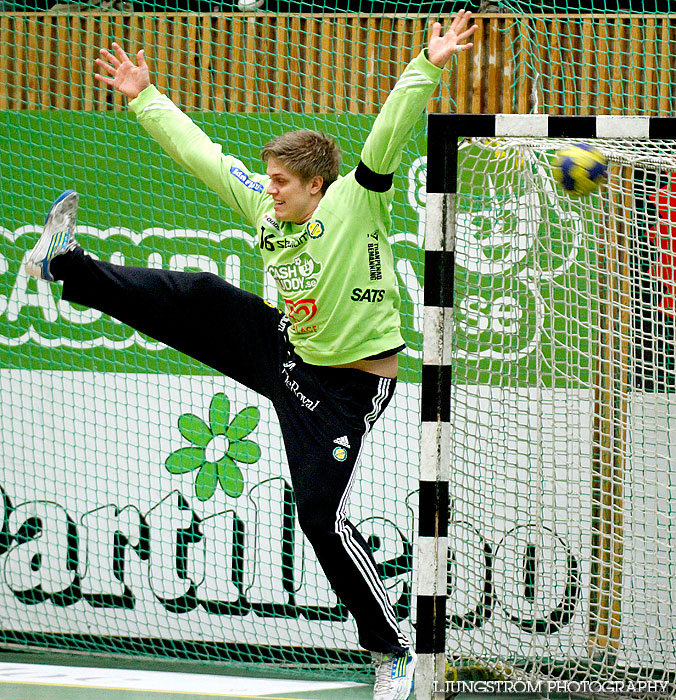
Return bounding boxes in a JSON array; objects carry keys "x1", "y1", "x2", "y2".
[{"x1": 355, "y1": 160, "x2": 394, "y2": 192}]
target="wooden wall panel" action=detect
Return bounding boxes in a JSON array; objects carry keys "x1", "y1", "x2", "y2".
[{"x1": 0, "y1": 12, "x2": 674, "y2": 115}]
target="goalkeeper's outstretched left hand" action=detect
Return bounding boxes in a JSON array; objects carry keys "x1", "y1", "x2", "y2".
[
  {"x1": 427, "y1": 9, "x2": 477, "y2": 68},
  {"x1": 94, "y1": 43, "x2": 151, "y2": 100}
]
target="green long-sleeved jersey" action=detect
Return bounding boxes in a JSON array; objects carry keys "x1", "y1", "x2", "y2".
[{"x1": 129, "y1": 50, "x2": 443, "y2": 366}]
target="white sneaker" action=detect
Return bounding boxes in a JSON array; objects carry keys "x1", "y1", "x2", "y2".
[
  {"x1": 25, "y1": 190, "x2": 79, "y2": 282},
  {"x1": 372, "y1": 648, "x2": 417, "y2": 700}
]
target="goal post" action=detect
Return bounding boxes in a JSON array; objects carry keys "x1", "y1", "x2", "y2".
[{"x1": 417, "y1": 113, "x2": 676, "y2": 699}]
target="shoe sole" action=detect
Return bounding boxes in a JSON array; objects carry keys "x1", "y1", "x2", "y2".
[{"x1": 25, "y1": 189, "x2": 79, "y2": 281}]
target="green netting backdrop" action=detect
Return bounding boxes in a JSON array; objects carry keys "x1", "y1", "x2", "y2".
[{"x1": 0, "y1": 0, "x2": 674, "y2": 688}]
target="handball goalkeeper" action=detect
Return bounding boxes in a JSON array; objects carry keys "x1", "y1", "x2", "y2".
[{"x1": 25, "y1": 11, "x2": 476, "y2": 699}]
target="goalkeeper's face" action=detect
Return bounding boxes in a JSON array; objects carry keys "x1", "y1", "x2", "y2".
[{"x1": 266, "y1": 157, "x2": 324, "y2": 224}]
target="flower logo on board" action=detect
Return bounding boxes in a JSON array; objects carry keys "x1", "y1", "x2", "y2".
[{"x1": 165, "y1": 393, "x2": 261, "y2": 501}]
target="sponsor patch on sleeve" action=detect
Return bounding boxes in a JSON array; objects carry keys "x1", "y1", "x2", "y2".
[{"x1": 230, "y1": 165, "x2": 265, "y2": 193}]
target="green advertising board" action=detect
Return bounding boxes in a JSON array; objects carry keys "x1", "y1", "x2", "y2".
[
  {"x1": 1, "y1": 111, "x2": 598, "y2": 386},
  {"x1": 0, "y1": 110, "x2": 429, "y2": 380}
]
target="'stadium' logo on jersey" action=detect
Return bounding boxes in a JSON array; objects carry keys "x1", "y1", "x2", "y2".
[
  {"x1": 268, "y1": 252, "x2": 322, "y2": 292},
  {"x1": 306, "y1": 220, "x2": 325, "y2": 239}
]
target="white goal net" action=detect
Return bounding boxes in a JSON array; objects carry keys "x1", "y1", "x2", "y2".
[{"x1": 443, "y1": 134, "x2": 675, "y2": 694}]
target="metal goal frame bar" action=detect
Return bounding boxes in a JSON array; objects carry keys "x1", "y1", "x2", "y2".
[{"x1": 416, "y1": 113, "x2": 676, "y2": 700}]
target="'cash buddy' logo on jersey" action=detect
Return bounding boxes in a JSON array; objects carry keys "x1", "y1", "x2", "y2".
[{"x1": 268, "y1": 253, "x2": 322, "y2": 293}]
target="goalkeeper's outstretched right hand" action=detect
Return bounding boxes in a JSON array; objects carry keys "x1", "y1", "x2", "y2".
[{"x1": 94, "y1": 43, "x2": 151, "y2": 100}]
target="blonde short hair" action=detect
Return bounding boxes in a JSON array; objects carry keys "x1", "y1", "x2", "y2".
[{"x1": 261, "y1": 130, "x2": 342, "y2": 194}]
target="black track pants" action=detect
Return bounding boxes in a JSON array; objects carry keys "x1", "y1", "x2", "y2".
[{"x1": 54, "y1": 250, "x2": 410, "y2": 655}]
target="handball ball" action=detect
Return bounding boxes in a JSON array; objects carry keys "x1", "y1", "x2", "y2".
[{"x1": 553, "y1": 143, "x2": 607, "y2": 196}]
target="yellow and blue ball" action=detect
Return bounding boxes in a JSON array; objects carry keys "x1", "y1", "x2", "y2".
[{"x1": 553, "y1": 143, "x2": 607, "y2": 197}]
